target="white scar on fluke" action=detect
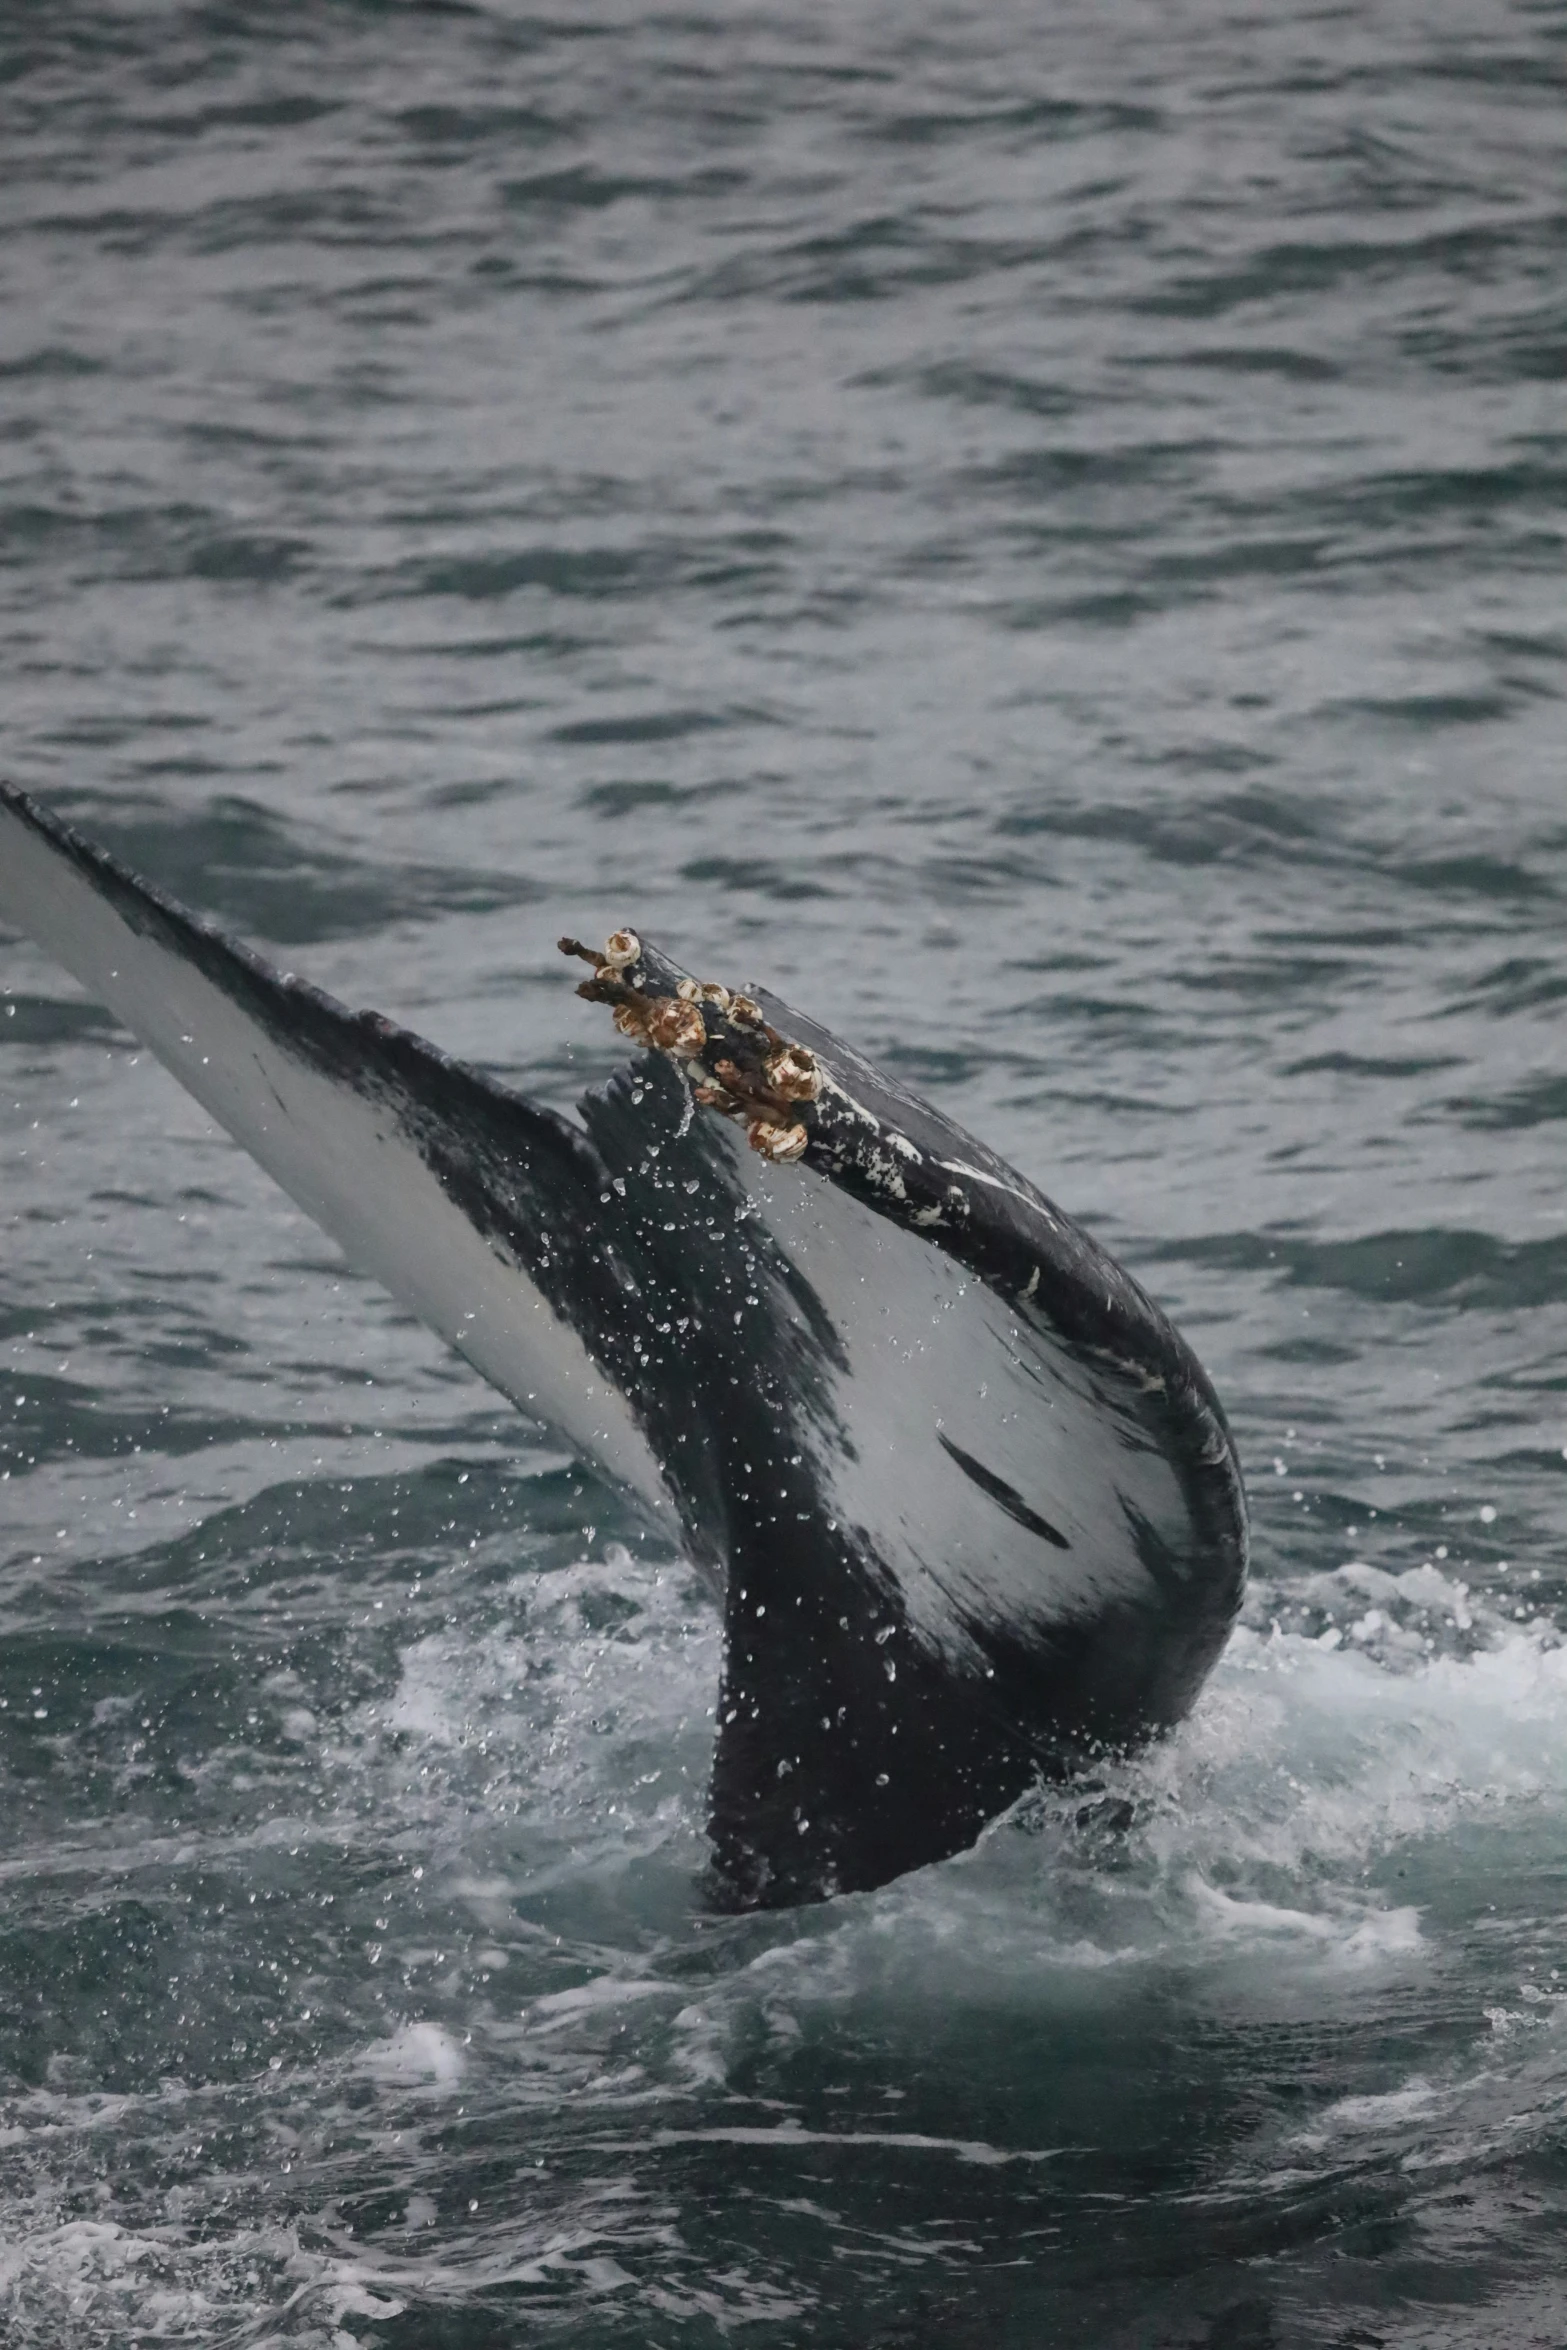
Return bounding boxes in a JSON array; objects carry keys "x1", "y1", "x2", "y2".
[{"x1": 0, "y1": 781, "x2": 1247, "y2": 1910}]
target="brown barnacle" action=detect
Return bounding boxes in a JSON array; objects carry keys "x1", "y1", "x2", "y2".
[
  {"x1": 692, "y1": 1080, "x2": 742, "y2": 1115},
  {"x1": 675, "y1": 977, "x2": 702, "y2": 1002},
  {"x1": 763, "y1": 1043, "x2": 821, "y2": 1104},
  {"x1": 748, "y1": 1117, "x2": 809, "y2": 1163},
  {"x1": 698, "y1": 981, "x2": 732, "y2": 1011},
  {"x1": 644, "y1": 996, "x2": 707, "y2": 1058},
  {"x1": 711, "y1": 1056, "x2": 769, "y2": 1111},
  {"x1": 575, "y1": 973, "x2": 627, "y2": 1005},
  {"x1": 728, "y1": 994, "x2": 766, "y2": 1031},
  {"x1": 558, "y1": 935, "x2": 606, "y2": 971},
  {"x1": 612, "y1": 1000, "x2": 647, "y2": 1038},
  {"x1": 601, "y1": 928, "x2": 641, "y2": 970}
]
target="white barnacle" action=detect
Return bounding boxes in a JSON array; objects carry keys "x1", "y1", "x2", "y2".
[
  {"x1": 602, "y1": 928, "x2": 641, "y2": 970},
  {"x1": 748, "y1": 1118, "x2": 808, "y2": 1163},
  {"x1": 645, "y1": 997, "x2": 706, "y2": 1058},
  {"x1": 763, "y1": 1043, "x2": 822, "y2": 1103}
]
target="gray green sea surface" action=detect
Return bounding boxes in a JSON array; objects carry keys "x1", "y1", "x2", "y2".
[{"x1": 2, "y1": 2, "x2": 1566, "y2": 2342}]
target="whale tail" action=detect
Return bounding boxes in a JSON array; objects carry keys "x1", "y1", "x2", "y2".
[{"x1": 0, "y1": 780, "x2": 1247, "y2": 1906}]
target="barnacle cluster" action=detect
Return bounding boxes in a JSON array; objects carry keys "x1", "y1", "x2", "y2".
[{"x1": 560, "y1": 931, "x2": 823, "y2": 1164}]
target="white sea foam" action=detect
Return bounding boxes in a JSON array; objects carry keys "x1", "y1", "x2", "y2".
[
  {"x1": 356, "y1": 2021, "x2": 466, "y2": 2090},
  {"x1": 5, "y1": 1541, "x2": 1566, "y2": 2346}
]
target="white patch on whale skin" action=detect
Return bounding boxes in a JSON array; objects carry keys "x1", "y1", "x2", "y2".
[
  {"x1": 938, "y1": 1156, "x2": 1056, "y2": 1224},
  {"x1": 735, "y1": 1141, "x2": 1189, "y2": 1665},
  {"x1": 861, "y1": 1149, "x2": 909, "y2": 1201},
  {"x1": 0, "y1": 792, "x2": 673, "y2": 1517},
  {"x1": 1084, "y1": 1342, "x2": 1169, "y2": 1398}
]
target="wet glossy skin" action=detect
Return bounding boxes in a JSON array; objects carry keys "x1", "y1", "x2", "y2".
[{"x1": 0, "y1": 781, "x2": 1244, "y2": 1904}]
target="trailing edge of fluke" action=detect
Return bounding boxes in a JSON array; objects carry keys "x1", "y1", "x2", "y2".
[{"x1": 0, "y1": 780, "x2": 1248, "y2": 1908}]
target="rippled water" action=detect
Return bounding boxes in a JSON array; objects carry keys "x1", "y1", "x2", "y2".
[{"x1": 3, "y1": 3, "x2": 1566, "y2": 2342}]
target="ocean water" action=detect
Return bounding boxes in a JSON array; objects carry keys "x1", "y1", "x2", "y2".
[{"x1": 2, "y1": 2, "x2": 1566, "y2": 2342}]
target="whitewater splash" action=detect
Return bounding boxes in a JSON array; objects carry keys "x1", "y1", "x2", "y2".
[{"x1": 3, "y1": 1529, "x2": 1564, "y2": 2346}]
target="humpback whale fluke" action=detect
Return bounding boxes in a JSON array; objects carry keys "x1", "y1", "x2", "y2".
[{"x1": 0, "y1": 781, "x2": 1247, "y2": 1908}]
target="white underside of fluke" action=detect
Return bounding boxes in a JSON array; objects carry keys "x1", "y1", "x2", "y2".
[
  {"x1": 739, "y1": 1149, "x2": 1187, "y2": 1667},
  {"x1": 0, "y1": 794, "x2": 673, "y2": 1520}
]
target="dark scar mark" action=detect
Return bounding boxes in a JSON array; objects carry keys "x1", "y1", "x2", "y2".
[{"x1": 938, "y1": 1432, "x2": 1071, "y2": 1550}]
